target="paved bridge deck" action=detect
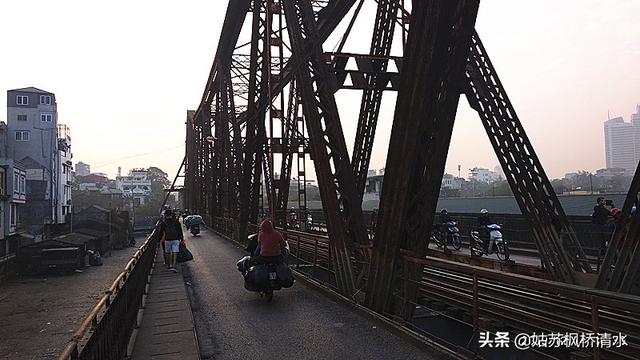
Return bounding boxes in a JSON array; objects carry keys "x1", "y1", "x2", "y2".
[{"x1": 134, "y1": 226, "x2": 436, "y2": 360}]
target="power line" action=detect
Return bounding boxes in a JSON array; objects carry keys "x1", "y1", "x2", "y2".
[{"x1": 91, "y1": 145, "x2": 183, "y2": 169}]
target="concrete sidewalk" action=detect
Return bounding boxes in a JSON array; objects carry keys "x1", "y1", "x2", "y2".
[{"x1": 130, "y1": 248, "x2": 199, "y2": 359}]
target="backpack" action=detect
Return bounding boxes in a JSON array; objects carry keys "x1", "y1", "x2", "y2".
[{"x1": 163, "y1": 220, "x2": 181, "y2": 240}]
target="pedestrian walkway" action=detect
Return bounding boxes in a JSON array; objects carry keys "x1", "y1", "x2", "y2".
[{"x1": 130, "y1": 247, "x2": 199, "y2": 360}]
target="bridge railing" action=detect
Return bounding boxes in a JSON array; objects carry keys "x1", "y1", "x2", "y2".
[
  {"x1": 397, "y1": 255, "x2": 640, "y2": 359},
  {"x1": 58, "y1": 224, "x2": 159, "y2": 360}
]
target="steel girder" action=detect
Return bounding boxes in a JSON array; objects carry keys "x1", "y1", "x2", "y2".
[
  {"x1": 366, "y1": 0, "x2": 480, "y2": 315},
  {"x1": 597, "y1": 162, "x2": 640, "y2": 294},
  {"x1": 238, "y1": 0, "x2": 272, "y2": 243},
  {"x1": 185, "y1": 110, "x2": 197, "y2": 211},
  {"x1": 464, "y1": 32, "x2": 592, "y2": 282},
  {"x1": 386, "y1": 3, "x2": 592, "y2": 284},
  {"x1": 330, "y1": 53, "x2": 401, "y2": 91},
  {"x1": 188, "y1": 0, "x2": 355, "y2": 239},
  {"x1": 274, "y1": 80, "x2": 305, "y2": 228},
  {"x1": 283, "y1": 0, "x2": 369, "y2": 296},
  {"x1": 351, "y1": 0, "x2": 399, "y2": 201}
]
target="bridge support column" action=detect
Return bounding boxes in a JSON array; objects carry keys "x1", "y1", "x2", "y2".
[{"x1": 366, "y1": 0, "x2": 480, "y2": 316}]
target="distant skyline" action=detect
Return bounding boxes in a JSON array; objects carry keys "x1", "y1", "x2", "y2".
[{"x1": 1, "y1": 1, "x2": 638, "y2": 182}]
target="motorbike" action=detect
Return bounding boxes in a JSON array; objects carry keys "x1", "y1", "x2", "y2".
[
  {"x1": 430, "y1": 221, "x2": 462, "y2": 250},
  {"x1": 305, "y1": 214, "x2": 313, "y2": 230},
  {"x1": 237, "y1": 235, "x2": 294, "y2": 302},
  {"x1": 469, "y1": 224, "x2": 510, "y2": 261},
  {"x1": 190, "y1": 224, "x2": 200, "y2": 236}
]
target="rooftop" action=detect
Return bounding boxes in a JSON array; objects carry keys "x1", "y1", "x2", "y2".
[{"x1": 8, "y1": 87, "x2": 53, "y2": 95}]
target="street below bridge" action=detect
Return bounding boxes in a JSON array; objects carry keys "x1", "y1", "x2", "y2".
[{"x1": 181, "y1": 226, "x2": 432, "y2": 360}]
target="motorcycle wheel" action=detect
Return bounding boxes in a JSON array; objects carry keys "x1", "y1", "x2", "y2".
[
  {"x1": 452, "y1": 234, "x2": 462, "y2": 250},
  {"x1": 496, "y1": 242, "x2": 510, "y2": 262},
  {"x1": 431, "y1": 230, "x2": 443, "y2": 248}
]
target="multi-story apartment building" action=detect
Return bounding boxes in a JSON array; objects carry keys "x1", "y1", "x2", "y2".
[
  {"x1": 604, "y1": 105, "x2": 640, "y2": 173},
  {"x1": 116, "y1": 169, "x2": 152, "y2": 207},
  {"x1": 0, "y1": 123, "x2": 26, "y2": 256},
  {"x1": 57, "y1": 124, "x2": 73, "y2": 221},
  {"x1": 6, "y1": 87, "x2": 72, "y2": 231},
  {"x1": 469, "y1": 167, "x2": 502, "y2": 183},
  {"x1": 75, "y1": 161, "x2": 90, "y2": 177}
]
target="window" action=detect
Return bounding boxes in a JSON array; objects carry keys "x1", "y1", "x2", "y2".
[
  {"x1": 0, "y1": 169, "x2": 5, "y2": 195},
  {"x1": 41, "y1": 113, "x2": 53, "y2": 122},
  {"x1": 39, "y1": 95, "x2": 51, "y2": 105},
  {"x1": 15, "y1": 131, "x2": 30, "y2": 141},
  {"x1": 14, "y1": 174, "x2": 18, "y2": 192},
  {"x1": 19, "y1": 176, "x2": 25, "y2": 193},
  {"x1": 10, "y1": 204, "x2": 17, "y2": 226},
  {"x1": 17, "y1": 114, "x2": 27, "y2": 121},
  {"x1": 16, "y1": 95, "x2": 29, "y2": 105}
]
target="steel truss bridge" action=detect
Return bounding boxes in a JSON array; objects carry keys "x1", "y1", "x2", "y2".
[{"x1": 178, "y1": 0, "x2": 640, "y2": 358}]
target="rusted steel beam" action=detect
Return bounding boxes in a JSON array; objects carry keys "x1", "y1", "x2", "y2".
[
  {"x1": 195, "y1": 0, "x2": 251, "y2": 120},
  {"x1": 351, "y1": 0, "x2": 400, "y2": 201},
  {"x1": 239, "y1": 0, "x2": 272, "y2": 242},
  {"x1": 283, "y1": 0, "x2": 369, "y2": 297},
  {"x1": 366, "y1": 0, "x2": 480, "y2": 315},
  {"x1": 330, "y1": 54, "x2": 402, "y2": 90},
  {"x1": 275, "y1": 81, "x2": 304, "y2": 228},
  {"x1": 597, "y1": 162, "x2": 640, "y2": 295},
  {"x1": 464, "y1": 32, "x2": 592, "y2": 283},
  {"x1": 184, "y1": 110, "x2": 197, "y2": 211}
]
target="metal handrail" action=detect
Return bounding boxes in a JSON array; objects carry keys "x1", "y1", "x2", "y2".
[{"x1": 58, "y1": 224, "x2": 159, "y2": 360}]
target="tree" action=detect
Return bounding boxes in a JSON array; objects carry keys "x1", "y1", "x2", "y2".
[
  {"x1": 135, "y1": 167, "x2": 172, "y2": 217},
  {"x1": 550, "y1": 179, "x2": 568, "y2": 195},
  {"x1": 483, "y1": 180, "x2": 513, "y2": 197}
]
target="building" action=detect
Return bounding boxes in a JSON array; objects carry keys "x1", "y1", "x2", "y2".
[
  {"x1": 0, "y1": 123, "x2": 27, "y2": 256},
  {"x1": 595, "y1": 167, "x2": 630, "y2": 180},
  {"x1": 6, "y1": 87, "x2": 72, "y2": 230},
  {"x1": 75, "y1": 161, "x2": 90, "y2": 177},
  {"x1": 57, "y1": 124, "x2": 73, "y2": 222},
  {"x1": 116, "y1": 169, "x2": 152, "y2": 207},
  {"x1": 564, "y1": 172, "x2": 578, "y2": 181},
  {"x1": 441, "y1": 173, "x2": 463, "y2": 190},
  {"x1": 469, "y1": 167, "x2": 502, "y2": 183},
  {"x1": 604, "y1": 105, "x2": 640, "y2": 173}
]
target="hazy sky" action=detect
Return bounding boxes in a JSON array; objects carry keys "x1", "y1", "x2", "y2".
[{"x1": 1, "y1": 1, "x2": 638, "y2": 182}]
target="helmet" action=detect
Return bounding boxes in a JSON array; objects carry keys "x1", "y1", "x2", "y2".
[
  {"x1": 163, "y1": 209, "x2": 174, "y2": 218},
  {"x1": 480, "y1": 209, "x2": 488, "y2": 214},
  {"x1": 440, "y1": 209, "x2": 448, "y2": 213}
]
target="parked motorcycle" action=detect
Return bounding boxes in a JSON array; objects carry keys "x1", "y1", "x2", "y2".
[
  {"x1": 431, "y1": 221, "x2": 462, "y2": 250},
  {"x1": 469, "y1": 224, "x2": 510, "y2": 261}
]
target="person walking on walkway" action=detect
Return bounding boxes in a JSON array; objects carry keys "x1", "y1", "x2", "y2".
[{"x1": 158, "y1": 209, "x2": 183, "y2": 273}]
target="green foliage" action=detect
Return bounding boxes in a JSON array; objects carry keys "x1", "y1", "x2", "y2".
[{"x1": 135, "y1": 166, "x2": 173, "y2": 217}]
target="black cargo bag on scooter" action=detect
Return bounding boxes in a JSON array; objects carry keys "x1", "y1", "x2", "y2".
[
  {"x1": 244, "y1": 264, "x2": 269, "y2": 292},
  {"x1": 276, "y1": 264, "x2": 294, "y2": 288}
]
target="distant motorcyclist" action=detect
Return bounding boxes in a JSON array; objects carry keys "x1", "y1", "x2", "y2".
[
  {"x1": 592, "y1": 197, "x2": 611, "y2": 226},
  {"x1": 439, "y1": 209, "x2": 453, "y2": 234},
  {"x1": 477, "y1": 209, "x2": 493, "y2": 251}
]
